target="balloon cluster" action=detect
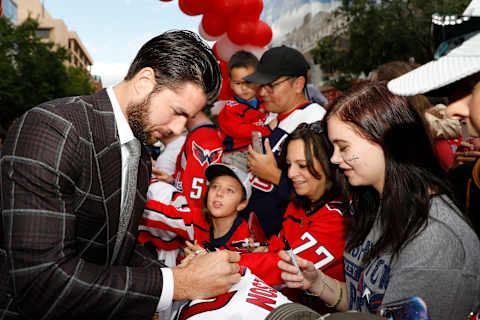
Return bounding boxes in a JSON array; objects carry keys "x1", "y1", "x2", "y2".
[{"x1": 160, "y1": 0, "x2": 273, "y2": 101}]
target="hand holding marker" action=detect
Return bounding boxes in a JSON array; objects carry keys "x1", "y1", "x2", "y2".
[{"x1": 282, "y1": 235, "x2": 301, "y2": 276}]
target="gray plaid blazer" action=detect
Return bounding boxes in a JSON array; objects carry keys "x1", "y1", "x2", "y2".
[{"x1": 0, "y1": 89, "x2": 165, "y2": 319}]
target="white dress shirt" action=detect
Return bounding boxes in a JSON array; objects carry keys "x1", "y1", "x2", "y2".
[{"x1": 107, "y1": 87, "x2": 174, "y2": 313}]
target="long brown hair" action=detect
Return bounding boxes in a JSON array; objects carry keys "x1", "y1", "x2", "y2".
[
  {"x1": 278, "y1": 122, "x2": 349, "y2": 213},
  {"x1": 326, "y1": 81, "x2": 460, "y2": 263}
]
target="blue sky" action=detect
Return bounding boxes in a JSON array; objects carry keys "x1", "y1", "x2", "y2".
[{"x1": 43, "y1": 0, "x2": 204, "y2": 87}]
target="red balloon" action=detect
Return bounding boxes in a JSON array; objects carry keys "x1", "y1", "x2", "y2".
[
  {"x1": 250, "y1": 20, "x2": 272, "y2": 47},
  {"x1": 201, "y1": 13, "x2": 228, "y2": 37},
  {"x1": 179, "y1": 0, "x2": 210, "y2": 16},
  {"x1": 159, "y1": 0, "x2": 173, "y2": 2},
  {"x1": 210, "y1": 0, "x2": 242, "y2": 18},
  {"x1": 238, "y1": 0, "x2": 263, "y2": 21},
  {"x1": 227, "y1": 19, "x2": 256, "y2": 45}
]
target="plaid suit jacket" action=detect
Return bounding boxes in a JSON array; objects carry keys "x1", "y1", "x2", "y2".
[{"x1": 0, "y1": 89, "x2": 166, "y2": 319}]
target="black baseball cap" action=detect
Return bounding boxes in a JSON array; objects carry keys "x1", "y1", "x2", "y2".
[{"x1": 243, "y1": 46, "x2": 310, "y2": 85}]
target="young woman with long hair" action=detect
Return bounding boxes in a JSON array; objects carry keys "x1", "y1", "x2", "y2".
[{"x1": 277, "y1": 81, "x2": 480, "y2": 320}]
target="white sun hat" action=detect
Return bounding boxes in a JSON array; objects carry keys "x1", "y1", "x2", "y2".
[{"x1": 388, "y1": 0, "x2": 480, "y2": 96}]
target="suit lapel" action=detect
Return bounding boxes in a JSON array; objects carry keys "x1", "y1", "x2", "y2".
[{"x1": 90, "y1": 89, "x2": 123, "y2": 261}]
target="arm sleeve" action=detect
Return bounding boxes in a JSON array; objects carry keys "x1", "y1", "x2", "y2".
[
  {"x1": 218, "y1": 105, "x2": 270, "y2": 139},
  {"x1": 240, "y1": 204, "x2": 346, "y2": 286},
  {"x1": 157, "y1": 268, "x2": 174, "y2": 311},
  {"x1": 140, "y1": 199, "x2": 195, "y2": 242},
  {"x1": 248, "y1": 170, "x2": 292, "y2": 237},
  {"x1": 0, "y1": 109, "x2": 163, "y2": 319},
  {"x1": 381, "y1": 221, "x2": 477, "y2": 320}
]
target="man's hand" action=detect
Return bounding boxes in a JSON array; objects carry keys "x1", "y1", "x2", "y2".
[
  {"x1": 172, "y1": 250, "x2": 241, "y2": 300},
  {"x1": 151, "y1": 168, "x2": 174, "y2": 184},
  {"x1": 247, "y1": 138, "x2": 281, "y2": 185}
]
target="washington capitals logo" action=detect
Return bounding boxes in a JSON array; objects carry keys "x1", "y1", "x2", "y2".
[{"x1": 192, "y1": 141, "x2": 223, "y2": 166}]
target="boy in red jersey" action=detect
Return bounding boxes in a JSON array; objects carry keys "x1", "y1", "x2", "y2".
[{"x1": 139, "y1": 163, "x2": 263, "y2": 263}]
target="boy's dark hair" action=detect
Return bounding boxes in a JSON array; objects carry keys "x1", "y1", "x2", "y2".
[{"x1": 227, "y1": 50, "x2": 259, "y2": 77}]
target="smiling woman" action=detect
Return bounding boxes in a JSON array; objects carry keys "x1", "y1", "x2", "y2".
[{"x1": 239, "y1": 121, "x2": 350, "y2": 314}]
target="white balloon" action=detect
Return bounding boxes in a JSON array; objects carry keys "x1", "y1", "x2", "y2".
[
  {"x1": 242, "y1": 45, "x2": 267, "y2": 60},
  {"x1": 215, "y1": 35, "x2": 243, "y2": 62},
  {"x1": 198, "y1": 23, "x2": 223, "y2": 42}
]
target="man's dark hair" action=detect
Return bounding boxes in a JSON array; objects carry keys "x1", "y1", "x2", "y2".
[
  {"x1": 125, "y1": 30, "x2": 221, "y2": 104},
  {"x1": 227, "y1": 50, "x2": 259, "y2": 76}
]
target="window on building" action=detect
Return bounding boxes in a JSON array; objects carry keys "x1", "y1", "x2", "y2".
[
  {"x1": 4, "y1": 0, "x2": 18, "y2": 24},
  {"x1": 36, "y1": 28, "x2": 50, "y2": 39}
]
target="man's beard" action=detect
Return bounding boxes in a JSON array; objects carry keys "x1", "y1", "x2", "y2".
[{"x1": 126, "y1": 98, "x2": 151, "y2": 146}]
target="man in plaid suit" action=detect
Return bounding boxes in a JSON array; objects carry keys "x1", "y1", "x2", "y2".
[{"x1": 0, "y1": 30, "x2": 241, "y2": 319}]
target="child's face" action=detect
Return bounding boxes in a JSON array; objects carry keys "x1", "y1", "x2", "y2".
[
  {"x1": 207, "y1": 175, "x2": 247, "y2": 219},
  {"x1": 229, "y1": 66, "x2": 259, "y2": 101}
]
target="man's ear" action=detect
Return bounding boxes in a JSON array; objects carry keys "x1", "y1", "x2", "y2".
[
  {"x1": 294, "y1": 76, "x2": 306, "y2": 94},
  {"x1": 132, "y1": 67, "x2": 156, "y2": 100},
  {"x1": 237, "y1": 199, "x2": 248, "y2": 212}
]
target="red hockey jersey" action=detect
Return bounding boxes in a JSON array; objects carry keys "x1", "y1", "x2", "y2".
[
  {"x1": 138, "y1": 198, "x2": 252, "y2": 253},
  {"x1": 218, "y1": 97, "x2": 271, "y2": 151},
  {"x1": 172, "y1": 124, "x2": 224, "y2": 210},
  {"x1": 239, "y1": 200, "x2": 347, "y2": 286}
]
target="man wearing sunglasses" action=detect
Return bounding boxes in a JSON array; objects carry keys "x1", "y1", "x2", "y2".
[{"x1": 243, "y1": 46, "x2": 327, "y2": 237}]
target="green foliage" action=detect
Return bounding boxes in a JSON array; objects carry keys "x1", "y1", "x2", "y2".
[
  {"x1": 329, "y1": 74, "x2": 354, "y2": 92},
  {"x1": 0, "y1": 17, "x2": 95, "y2": 129},
  {"x1": 311, "y1": 0, "x2": 472, "y2": 76},
  {"x1": 65, "y1": 67, "x2": 95, "y2": 97}
]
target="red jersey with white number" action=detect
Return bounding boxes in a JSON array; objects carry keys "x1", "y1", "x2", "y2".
[
  {"x1": 138, "y1": 198, "x2": 251, "y2": 253},
  {"x1": 172, "y1": 266, "x2": 291, "y2": 320},
  {"x1": 218, "y1": 97, "x2": 271, "y2": 152},
  {"x1": 172, "y1": 124, "x2": 223, "y2": 210},
  {"x1": 239, "y1": 200, "x2": 347, "y2": 285}
]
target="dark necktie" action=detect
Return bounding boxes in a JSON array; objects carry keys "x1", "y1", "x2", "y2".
[{"x1": 112, "y1": 138, "x2": 141, "y2": 263}]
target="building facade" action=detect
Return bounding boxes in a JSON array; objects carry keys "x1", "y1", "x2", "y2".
[
  {"x1": 16, "y1": 0, "x2": 93, "y2": 71},
  {"x1": 261, "y1": 0, "x2": 343, "y2": 88},
  {"x1": 1, "y1": 0, "x2": 18, "y2": 24}
]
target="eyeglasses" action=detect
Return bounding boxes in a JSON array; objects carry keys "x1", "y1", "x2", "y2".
[{"x1": 261, "y1": 77, "x2": 294, "y2": 93}]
